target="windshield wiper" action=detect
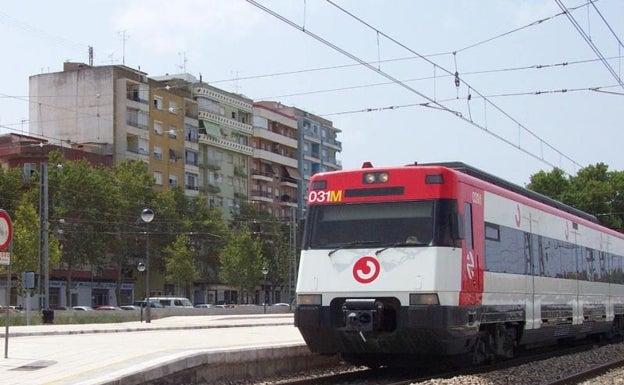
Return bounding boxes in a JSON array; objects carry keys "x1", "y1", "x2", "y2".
[
  {"x1": 375, "y1": 241, "x2": 428, "y2": 256},
  {"x1": 328, "y1": 240, "x2": 378, "y2": 256}
]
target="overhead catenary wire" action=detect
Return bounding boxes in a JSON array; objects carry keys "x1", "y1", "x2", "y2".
[
  {"x1": 246, "y1": 0, "x2": 584, "y2": 174},
  {"x1": 320, "y1": 84, "x2": 622, "y2": 117},
  {"x1": 208, "y1": 2, "x2": 591, "y2": 85},
  {"x1": 1, "y1": 2, "x2": 618, "y2": 139},
  {"x1": 555, "y1": 0, "x2": 624, "y2": 89}
]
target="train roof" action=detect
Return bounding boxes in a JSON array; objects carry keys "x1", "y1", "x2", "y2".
[{"x1": 417, "y1": 161, "x2": 599, "y2": 224}]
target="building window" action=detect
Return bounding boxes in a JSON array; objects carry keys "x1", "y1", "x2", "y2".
[
  {"x1": 168, "y1": 125, "x2": 177, "y2": 139},
  {"x1": 169, "y1": 100, "x2": 178, "y2": 113},
  {"x1": 154, "y1": 146, "x2": 163, "y2": 160},
  {"x1": 185, "y1": 150, "x2": 198, "y2": 166},
  {"x1": 154, "y1": 121, "x2": 163, "y2": 135},
  {"x1": 23, "y1": 163, "x2": 37, "y2": 178},
  {"x1": 253, "y1": 116, "x2": 268, "y2": 130},
  {"x1": 154, "y1": 172, "x2": 163, "y2": 185},
  {"x1": 184, "y1": 124, "x2": 198, "y2": 142},
  {"x1": 138, "y1": 138, "x2": 149, "y2": 155},
  {"x1": 185, "y1": 172, "x2": 199, "y2": 190},
  {"x1": 169, "y1": 175, "x2": 178, "y2": 187},
  {"x1": 153, "y1": 96, "x2": 163, "y2": 110}
]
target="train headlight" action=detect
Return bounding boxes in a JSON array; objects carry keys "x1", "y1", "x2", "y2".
[
  {"x1": 363, "y1": 171, "x2": 389, "y2": 184},
  {"x1": 409, "y1": 293, "x2": 439, "y2": 306},
  {"x1": 297, "y1": 294, "x2": 322, "y2": 305}
]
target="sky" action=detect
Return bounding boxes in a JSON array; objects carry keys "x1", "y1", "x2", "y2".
[{"x1": 1, "y1": 0, "x2": 622, "y2": 186}]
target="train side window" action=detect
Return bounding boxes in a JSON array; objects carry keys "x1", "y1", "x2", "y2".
[
  {"x1": 485, "y1": 223, "x2": 499, "y2": 241},
  {"x1": 464, "y1": 202, "x2": 473, "y2": 249}
]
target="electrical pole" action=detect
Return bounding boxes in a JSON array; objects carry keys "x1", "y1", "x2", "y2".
[{"x1": 38, "y1": 163, "x2": 49, "y2": 310}]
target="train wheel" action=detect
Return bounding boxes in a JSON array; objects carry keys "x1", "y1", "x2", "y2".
[
  {"x1": 472, "y1": 324, "x2": 518, "y2": 365},
  {"x1": 498, "y1": 324, "x2": 517, "y2": 359},
  {"x1": 472, "y1": 330, "x2": 493, "y2": 365}
]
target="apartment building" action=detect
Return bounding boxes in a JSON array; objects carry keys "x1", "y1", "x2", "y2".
[
  {"x1": 191, "y1": 82, "x2": 253, "y2": 220},
  {"x1": 25, "y1": 62, "x2": 341, "y2": 306},
  {"x1": 252, "y1": 102, "x2": 342, "y2": 210},
  {"x1": 251, "y1": 101, "x2": 300, "y2": 221}
]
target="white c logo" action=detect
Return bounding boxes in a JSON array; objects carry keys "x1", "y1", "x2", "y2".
[{"x1": 353, "y1": 256, "x2": 381, "y2": 284}]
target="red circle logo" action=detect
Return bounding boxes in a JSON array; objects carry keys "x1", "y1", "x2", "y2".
[{"x1": 352, "y1": 256, "x2": 381, "y2": 284}]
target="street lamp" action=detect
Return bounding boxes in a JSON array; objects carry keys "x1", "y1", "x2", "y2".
[
  {"x1": 137, "y1": 261, "x2": 146, "y2": 322},
  {"x1": 261, "y1": 267, "x2": 269, "y2": 314},
  {"x1": 141, "y1": 208, "x2": 154, "y2": 323}
]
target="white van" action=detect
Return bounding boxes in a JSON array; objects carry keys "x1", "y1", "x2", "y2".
[{"x1": 149, "y1": 297, "x2": 193, "y2": 308}]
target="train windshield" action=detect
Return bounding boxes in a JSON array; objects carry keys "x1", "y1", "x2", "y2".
[{"x1": 305, "y1": 199, "x2": 460, "y2": 250}]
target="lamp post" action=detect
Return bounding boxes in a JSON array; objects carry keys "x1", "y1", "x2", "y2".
[
  {"x1": 137, "y1": 261, "x2": 146, "y2": 322},
  {"x1": 261, "y1": 267, "x2": 268, "y2": 314},
  {"x1": 141, "y1": 208, "x2": 154, "y2": 323}
]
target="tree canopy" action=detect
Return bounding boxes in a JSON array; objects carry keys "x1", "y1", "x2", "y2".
[
  {"x1": 0, "y1": 151, "x2": 297, "y2": 306},
  {"x1": 527, "y1": 163, "x2": 624, "y2": 231}
]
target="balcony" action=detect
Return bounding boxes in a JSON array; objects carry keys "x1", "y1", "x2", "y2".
[
  {"x1": 279, "y1": 177, "x2": 298, "y2": 189},
  {"x1": 323, "y1": 137, "x2": 342, "y2": 150},
  {"x1": 198, "y1": 133, "x2": 254, "y2": 156},
  {"x1": 199, "y1": 110, "x2": 253, "y2": 135},
  {"x1": 253, "y1": 149, "x2": 297, "y2": 168},
  {"x1": 250, "y1": 191, "x2": 273, "y2": 203},
  {"x1": 251, "y1": 170, "x2": 273, "y2": 182},
  {"x1": 204, "y1": 184, "x2": 221, "y2": 194},
  {"x1": 193, "y1": 86, "x2": 253, "y2": 112},
  {"x1": 253, "y1": 128, "x2": 297, "y2": 148}
]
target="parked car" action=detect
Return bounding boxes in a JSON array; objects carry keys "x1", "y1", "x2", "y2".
[
  {"x1": 120, "y1": 305, "x2": 141, "y2": 311},
  {"x1": 133, "y1": 300, "x2": 164, "y2": 308},
  {"x1": 95, "y1": 305, "x2": 121, "y2": 311},
  {"x1": 72, "y1": 306, "x2": 94, "y2": 311},
  {"x1": 194, "y1": 303, "x2": 213, "y2": 308},
  {"x1": 150, "y1": 297, "x2": 193, "y2": 308}
]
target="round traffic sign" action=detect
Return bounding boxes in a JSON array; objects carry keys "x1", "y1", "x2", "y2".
[{"x1": 0, "y1": 210, "x2": 13, "y2": 250}]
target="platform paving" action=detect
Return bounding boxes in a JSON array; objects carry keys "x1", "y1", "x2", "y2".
[{"x1": 0, "y1": 314, "x2": 305, "y2": 385}]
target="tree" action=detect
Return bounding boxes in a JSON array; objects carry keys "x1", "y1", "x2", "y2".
[
  {"x1": 9, "y1": 197, "x2": 60, "y2": 302},
  {"x1": 11, "y1": 197, "x2": 61, "y2": 278},
  {"x1": 219, "y1": 226, "x2": 264, "y2": 304},
  {"x1": 528, "y1": 163, "x2": 624, "y2": 231},
  {"x1": 47, "y1": 152, "x2": 114, "y2": 306},
  {"x1": 231, "y1": 202, "x2": 291, "y2": 304},
  {"x1": 107, "y1": 160, "x2": 155, "y2": 303},
  {"x1": 0, "y1": 165, "x2": 27, "y2": 215},
  {"x1": 164, "y1": 234, "x2": 198, "y2": 296},
  {"x1": 526, "y1": 167, "x2": 569, "y2": 202},
  {"x1": 184, "y1": 196, "x2": 228, "y2": 286}
]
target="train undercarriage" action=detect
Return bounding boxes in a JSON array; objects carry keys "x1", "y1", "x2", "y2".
[{"x1": 295, "y1": 299, "x2": 624, "y2": 368}]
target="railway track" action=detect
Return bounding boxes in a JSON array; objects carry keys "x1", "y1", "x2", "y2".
[
  {"x1": 546, "y1": 357, "x2": 624, "y2": 385},
  {"x1": 250, "y1": 340, "x2": 624, "y2": 385}
]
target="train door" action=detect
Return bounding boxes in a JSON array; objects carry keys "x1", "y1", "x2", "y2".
[{"x1": 459, "y1": 188, "x2": 485, "y2": 305}]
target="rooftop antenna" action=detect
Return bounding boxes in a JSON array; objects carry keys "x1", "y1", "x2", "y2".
[
  {"x1": 118, "y1": 30, "x2": 130, "y2": 65},
  {"x1": 178, "y1": 52, "x2": 187, "y2": 72},
  {"x1": 231, "y1": 71, "x2": 240, "y2": 93}
]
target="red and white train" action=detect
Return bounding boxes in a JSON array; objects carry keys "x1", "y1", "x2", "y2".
[{"x1": 294, "y1": 162, "x2": 624, "y2": 366}]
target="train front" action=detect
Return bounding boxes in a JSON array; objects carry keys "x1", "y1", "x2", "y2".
[{"x1": 294, "y1": 164, "x2": 479, "y2": 366}]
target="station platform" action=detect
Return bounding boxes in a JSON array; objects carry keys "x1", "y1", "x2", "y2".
[{"x1": 0, "y1": 314, "x2": 327, "y2": 385}]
